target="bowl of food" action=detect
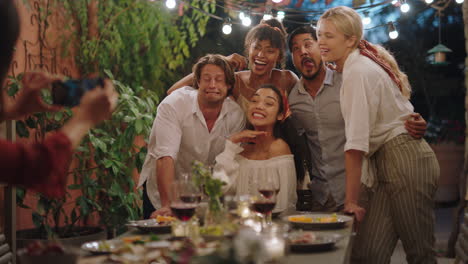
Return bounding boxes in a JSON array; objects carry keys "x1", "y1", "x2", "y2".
[{"x1": 17, "y1": 241, "x2": 78, "y2": 264}]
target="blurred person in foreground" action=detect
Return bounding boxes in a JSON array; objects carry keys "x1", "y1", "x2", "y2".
[{"x1": 0, "y1": 0, "x2": 118, "y2": 197}]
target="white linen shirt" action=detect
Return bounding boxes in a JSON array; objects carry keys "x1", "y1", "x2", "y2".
[
  {"x1": 213, "y1": 140, "x2": 297, "y2": 213},
  {"x1": 341, "y1": 49, "x2": 414, "y2": 186},
  {"x1": 138, "y1": 87, "x2": 246, "y2": 209}
]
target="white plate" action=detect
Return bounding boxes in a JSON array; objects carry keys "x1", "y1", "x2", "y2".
[
  {"x1": 126, "y1": 219, "x2": 172, "y2": 233},
  {"x1": 284, "y1": 213, "x2": 353, "y2": 229},
  {"x1": 288, "y1": 231, "x2": 344, "y2": 252}
]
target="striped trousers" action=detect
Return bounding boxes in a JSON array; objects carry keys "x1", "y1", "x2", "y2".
[{"x1": 351, "y1": 134, "x2": 439, "y2": 264}]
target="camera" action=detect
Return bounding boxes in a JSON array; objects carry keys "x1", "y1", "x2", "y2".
[{"x1": 51, "y1": 77, "x2": 104, "y2": 107}]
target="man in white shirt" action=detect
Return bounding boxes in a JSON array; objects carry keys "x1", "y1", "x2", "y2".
[
  {"x1": 287, "y1": 26, "x2": 427, "y2": 212},
  {"x1": 138, "y1": 54, "x2": 245, "y2": 218}
]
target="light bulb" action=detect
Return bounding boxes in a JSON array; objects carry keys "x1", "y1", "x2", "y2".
[
  {"x1": 362, "y1": 12, "x2": 371, "y2": 25},
  {"x1": 242, "y1": 16, "x2": 252, "y2": 27},
  {"x1": 263, "y1": 13, "x2": 273, "y2": 20},
  {"x1": 400, "y1": 3, "x2": 410, "y2": 12},
  {"x1": 272, "y1": 0, "x2": 283, "y2": 3},
  {"x1": 456, "y1": 0, "x2": 464, "y2": 3},
  {"x1": 239, "y1": 11, "x2": 245, "y2": 20},
  {"x1": 389, "y1": 30, "x2": 399, "y2": 39},
  {"x1": 425, "y1": 0, "x2": 433, "y2": 3},
  {"x1": 277, "y1": 11, "x2": 285, "y2": 21},
  {"x1": 392, "y1": 0, "x2": 398, "y2": 5},
  {"x1": 166, "y1": 0, "x2": 176, "y2": 9},
  {"x1": 222, "y1": 23, "x2": 232, "y2": 35},
  {"x1": 362, "y1": 17, "x2": 371, "y2": 25}
]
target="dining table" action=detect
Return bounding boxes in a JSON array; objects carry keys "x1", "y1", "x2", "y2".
[{"x1": 77, "y1": 213, "x2": 355, "y2": 264}]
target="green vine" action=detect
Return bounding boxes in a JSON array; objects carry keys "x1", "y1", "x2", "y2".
[{"x1": 15, "y1": 0, "x2": 216, "y2": 238}]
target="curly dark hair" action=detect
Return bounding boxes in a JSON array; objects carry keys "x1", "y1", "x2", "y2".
[{"x1": 244, "y1": 20, "x2": 287, "y2": 68}]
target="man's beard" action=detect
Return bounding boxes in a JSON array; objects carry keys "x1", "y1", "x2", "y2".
[{"x1": 302, "y1": 63, "x2": 323, "y2": 81}]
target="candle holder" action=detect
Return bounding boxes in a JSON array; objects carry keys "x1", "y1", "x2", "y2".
[{"x1": 259, "y1": 223, "x2": 289, "y2": 263}]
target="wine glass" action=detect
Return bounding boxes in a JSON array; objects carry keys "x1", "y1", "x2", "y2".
[
  {"x1": 170, "y1": 179, "x2": 200, "y2": 222},
  {"x1": 272, "y1": 172, "x2": 281, "y2": 197},
  {"x1": 252, "y1": 175, "x2": 277, "y2": 228}
]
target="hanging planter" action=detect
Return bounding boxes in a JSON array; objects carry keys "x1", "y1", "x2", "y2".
[{"x1": 428, "y1": 43, "x2": 452, "y2": 65}]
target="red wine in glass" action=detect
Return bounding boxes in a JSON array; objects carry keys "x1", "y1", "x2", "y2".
[
  {"x1": 259, "y1": 189, "x2": 275, "y2": 199},
  {"x1": 180, "y1": 194, "x2": 202, "y2": 203},
  {"x1": 252, "y1": 201, "x2": 276, "y2": 215},
  {"x1": 170, "y1": 203, "x2": 196, "y2": 221}
]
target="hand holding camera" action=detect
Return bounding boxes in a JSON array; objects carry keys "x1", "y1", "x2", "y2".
[
  {"x1": 4, "y1": 71, "x2": 118, "y2": 148},
  {"x1": 2, "y1": 72, "x2": 61, "y2": 120}
]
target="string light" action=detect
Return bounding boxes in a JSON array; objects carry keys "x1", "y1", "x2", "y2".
[
  {"x1": 400, "y1": 0, "x2": 410, "y2": 13},
  {"x1": 362, "y1": 11, "x2": 371, "y2": 25},
  {"x1": 388, "y1": 22, "x2": 399, "y2": 39},
  {"x1": 172, "y1": 0, "x2": 448, "y2": 39},
  {"x1": 277, "y1": 11, "x2": 285, "y2": 21},
  {"x1": 455, "y1": 0, "x2": 464, "y2": 3},
  {"x1": 222, "y1": 20, "x2": 232, "y2": 35},
  {"x1": 239, "y1": 11, "x2": 245, "y2": 20},
  {"x1": 165, "y1": 0, "x2": 176, "y2": 9},
  {"x1": 263, "y1": 13, "x2": 273, "y2": 20},
  {"x1": 425, "y1": 0, "x2": 434, "y2": 4},
  {"x1": 242, "y1": 15, "x2": 252, "y2": 26}
]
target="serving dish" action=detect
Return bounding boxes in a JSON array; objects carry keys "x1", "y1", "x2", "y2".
[
  {"x1": 285, "y1": 213, "x2": 352, "y2": 230},
  {"x1": 126, "y1": 218, "x2": 172, "y2": 233},
  {"x1": 288, "y1": 231, "x2": 344, "y2": 253}
]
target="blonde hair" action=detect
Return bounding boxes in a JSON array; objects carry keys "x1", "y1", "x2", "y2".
[
  {"x1": 320, "y1": 6, "x2": 411, "y2": 99},
  {"x1": 319, "y1": 6, "x2": 362, "y2": 49},
  {"x1": 374, "y1": 45, "x2": 412, "y2": 99}
]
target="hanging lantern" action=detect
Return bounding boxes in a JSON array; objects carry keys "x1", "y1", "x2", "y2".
[
  {"x1": 427, "y1": 10, "x2": 452, "y2": 65},
  {"x1": 427, "y1": 43, "x2": 452, "y2": 64}
]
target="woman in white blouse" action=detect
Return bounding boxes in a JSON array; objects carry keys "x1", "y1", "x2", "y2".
[
  {"x1": 213, "y1": 84, "x2": 297, "y2": 213},
  {"x1": 317, "y1": 6, "x2": 439, "y2": 264}
]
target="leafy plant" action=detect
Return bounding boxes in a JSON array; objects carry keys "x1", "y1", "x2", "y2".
[
  {"x1": 61, "y1": 0, "x2": 214, "y2": 91},
  {"x1": 15, "y1": 0, "x2": 216, "y2": 238},
  {"x1": 191, "y1": 161, "x2": 225, "y2": 214},
  {"x1": 15, "y1": 71, "x2": 158, "y2": 238}
]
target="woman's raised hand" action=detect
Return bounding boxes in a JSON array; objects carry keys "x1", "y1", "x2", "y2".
[
  {"x1": 229, "y1": 130, "x2": 269, "y2": 144},
  {"x1": 226, "y1": 53, "x2": 247, "y2": 71}
]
